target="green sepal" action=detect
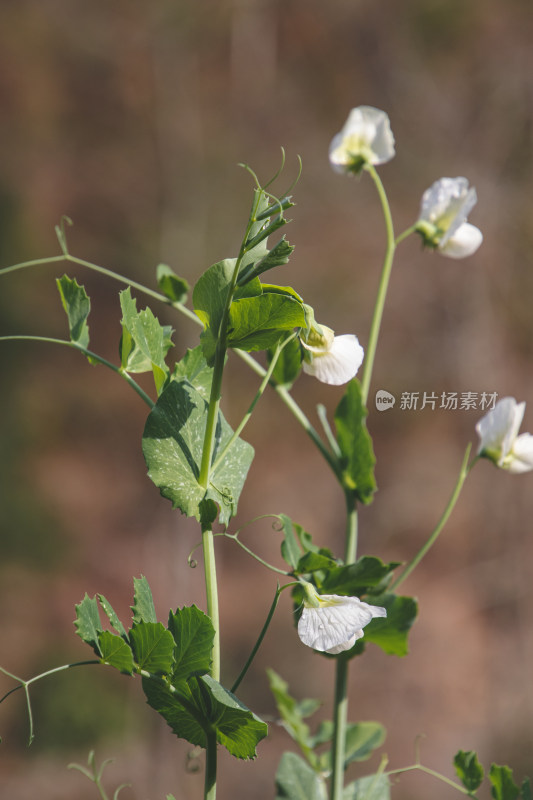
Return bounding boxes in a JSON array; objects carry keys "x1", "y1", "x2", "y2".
[
  {"x1": 167, "y1": 605, "x2": 214, "y2": 682},
  {"x1": 275, "y1": 752, "x2": 327, "y2": 800},
  {"x1": 129, "y1": 621, "x2": 175, "y2": 674},
  {"x1": 131, "y1": 575, "x2": 157, "y2": 624},
  {"x1": 172, "y1": 346, "x2": 214, "y2": 402},
  {"x1": 454, "y1": 750, "x2": 484, "y2": 793},
  {"x1": 74, "y1": 594, "x2": 103, "y2": 655},
  {"x1": 142, "y1": 673, "x2": 267, "y2": 759},
  {"x1": 56, "y1": 275, "x2": 92, "y2": 355},
  {"x1": 343, "y1": 774, "x2": 391, "y2": 800},
  {"x1": 142, "y1": 379, "x2": 254, "y2": 526},
  {"x1": 334, "y1": 379, "x2": 377, "y2": 504},
  {"x1": 97, "y1": 594, "x2": 128, "y2": 640},
  {"x1": 119, "y1": 288, "x2": 173, "y2": 394},
  {"x1": 156, "y1": 263, "x2": 189, "y2": 303},
  {"x1": 316, "y1": 721, "x2": 386, "y2": 772},
  {"x1": 267, "y1": 335, "x2": 302, "y2": 388},
  {"x1": 359, "y1": 593, "x2": 418, "y2": 657},
  {"x1": 490, "y1": 765, "x2": 521, "y2": 800},
  {"x1": 98, "y1": 630, "x2": 134, "y2": 675}
]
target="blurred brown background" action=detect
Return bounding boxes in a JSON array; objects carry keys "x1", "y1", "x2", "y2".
[{"x1": 1, "y1": 1, "x2": 532, "y2": 798}]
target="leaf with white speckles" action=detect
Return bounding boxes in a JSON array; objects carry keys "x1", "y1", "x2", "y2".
[{"x1": 142, "y1": 379, "x2": 254, "y2": 526}]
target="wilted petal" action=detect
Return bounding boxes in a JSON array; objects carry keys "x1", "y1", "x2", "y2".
[
  {"x1": 440, "y1": 223, "x2": 483, "y2": 259},
  {"x1": 298, "y1": 594, "x2": 386, "y2": 653},
  {"x1": 302, "y1": 334, "x2": 364, "y2": 386}
]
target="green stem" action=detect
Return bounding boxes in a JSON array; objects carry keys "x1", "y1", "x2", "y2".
[
  {"x1": 224, "y1": 533, "x2": 289, "y2": 576},
  {"x1": 202, "y1": 525, "x2": 220, "y2": 682},
  {"x1": 330, "y1": 496, "x2": 358, "y2": 800},
  {"x1": 204, "y1": 729, "x2": 218, "y2": 800},
  {"x1": 395, "y1": 223, "x2": 419, "y2": 247},
  {"x1": 390, "y1": 443, "x2": 472, "y2": 591},
  {"x1": 386, "y1": 763, "x2": 472, "y2": 795},
  {"x1": 231, "y1": 584, "x2": 284, "y2": 693},
  {"x1": 0, "y1": 335, "x2": 154, "y2": 408},
  {"x1": 359, "y1": 163, "x2": 396, "y2": 407}
]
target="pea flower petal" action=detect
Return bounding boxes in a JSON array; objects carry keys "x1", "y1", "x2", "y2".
[
  {"x1": 298, "y1": 592, "x2": 387, "y2": 654},
  {"x1": 476, "y1": 397, "x2": 533, "y2": 473},
  {"x1": 416, "y1": 177, "x2": 483, "y2": 259},
  {"x1": 329, "y1": 106, "x2": 395, "y2": 174},
  {"x1": 300, "y1": 325, "x2": 364, "y2": 386}
]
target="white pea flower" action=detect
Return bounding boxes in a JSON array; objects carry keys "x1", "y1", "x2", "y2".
[
  {"x1": 329, "y1": 106, "x2": 395, "y2": 174},
  {"x1": 416, "y1": 177, "x2": 483, "y2": 259},
  {"x1": 298, "y1": 585, "x2": 387, "y2": 654},
  {"x1": 476, "y1": 397, "x2": 533, "y2": 474},
  {"x1": 300, "y1": 325, "x2": 364, "y2": 386}
]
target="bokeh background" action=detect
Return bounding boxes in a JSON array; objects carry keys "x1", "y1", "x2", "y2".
[{"x1": 1, "y1": 1, "x2": 532, "y2": 798}]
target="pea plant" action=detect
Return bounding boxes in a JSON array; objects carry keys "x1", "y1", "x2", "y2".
[{"x1": 1, "y1": 106, "x2": 532, "y2": 800}]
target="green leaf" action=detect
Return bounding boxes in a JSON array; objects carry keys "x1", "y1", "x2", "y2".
[
  {"x1": 267, "y1": 336, "x2": 302, "y2": 388},
  {"x1": 279, "y1": 513, "x2": 304, "y2": 570},
  {"x1": 227, "y1": 293, "x2": 306, "y2": 352},
  {"x1": 521, "y1": 778, "x2": 532, "y2": 800},
  {"x1": 343, "y1": 774, "x2": 391, "y2": 800},
  {"x1": 98, "y1": 631, "x2": 134, "y2": 674},
  {"x1": 156, "y1": 263, "x2": 189, "y2": 303},
  {"x1": 238, "y1": 236, "x2": 295, "y2": 285},
  {"x1": 130, "y1": 622, "x2": 175, "y2": 674},
  {"x1": 321, "y1": 557, "x2": 400, "y2": 596},
  {"x1": 56, "y1": 275, "x2": 91, "y2": 350},
  {"x1": 143, "y1": 674, "x2": 267, "y2": 759},
  {"x1": 119, "y1": 288, "x2": 172, "y2": 393},
  {"x1": 172, "y1": 346, "x2": 214, "y2": 402},
  {"x1": 319, "y1": 722, "x2": 386, "y2": 772},
  {"x1": 142, "y1": 379, "x2": 254, "y2": 526},
  {"x1": 361, "y1": 593, "x2": 418, "y2": 656},
  {"x1": 296, "y1": 551, "x2": 339, "y2": 575},
  {"x1": 275, "y1": 752, "x2": 327, "y2": 800},
  {"x1": 168, "y1": 605, "x2": 214, "y2": 681},
  {"x1": 334, "y1": 379, "x2": 377, "y2": 504},
  {"x1": 267, "y1": 669, "x2": 316, "y2": 766},
  {"x1": 97, "y1": 594, "x2": 128, "y2": 639},
  {"x1": 454, "y1": 750, "x2": 484, "y2": 792},
  {"x1": 131, "y1": 575, "x2": 157, "y2": 624},
  {"x1": 74, "y1": 594, "x2": 103, "y2": 655},
  {"x1": 490, "y1": 765, "x2": 521, "y2": 800}
]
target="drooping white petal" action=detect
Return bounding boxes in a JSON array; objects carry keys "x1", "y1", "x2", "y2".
[
  {"x1": 439, "y1": 223, "x2": 483, "y2": 259},
  {"x1": 298, "y1": 594, "x2": 387, "y2": 653},
  {"x1": 302, "y1": 334, "x2": 364, "y2": 386},
  {"x1": 507, "y1": 433, "x2": 533, "y2": 474},
  {"x1": 329, "y1": 106, "x2": 395, "y2": 172},
  {"x1": 476, "y1": 398, "x2": 525, "y2": 458}
]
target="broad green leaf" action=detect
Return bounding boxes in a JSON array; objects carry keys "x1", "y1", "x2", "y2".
[
  {"x1": 142, "y1": 379, "x2": 254, "y2": 526},
  {"x1": 74, "y1": 594, "x2": 102, "y2": 654},
  {"x1": 172, "y1": 346, "x2": 214, "y2": 402},
  {"x1": 454, "y1": 750, "x2": 484, "y2": 792},
  {"x1": 97, "y1": 594, "x2": 128, "y2": 639},
  {"x1": 227, "y1": 293, "x2": 306, "y2": 352},
  {"x1": 321, "y1": 557, "x2": 400, "y2": 596},
  {"x1": 56, "y1": 275, "x2": 91, "y2": 349},
  {"x1": 131, "y1": 575, "x2": 157, "y2": 623},
  {"x1": 142, "y1": 674, "x2": 206, "y2": 748},
  {"x1": 275, "y1": 752, "x2": 327, "y2": 800},
  {"x1": 119, "y1": 288, "x2": 172, "y2": 393},
  {"x1": 199, "y1": 674, "x2": 267, "y2": 759},
  {"x1": 156, "y1": 263, "x2": 189, "y2": 303},
  {"x1": 334, "y1": 379, "x2": 377, "y2": 504},
  {"x1": 319, "y1": 722, "x2": 386, "y2": 772},
  {"x1": 267, "y1": 336, "x2": 302, "y2": 389},
  {"x1": 130, "y1": 622, "x2": 175, "y2": 674},
  {"x1": 98, "y1": 631, "x2": 134, "y2": 675},
  {"x1": 267, "y1": 669, "x2": 315, "y2": 765},
  {"x1": 167, "y1": 605, "x2": 214, "y2": 681},
  {"x1": 343, "y1": 775, "x2": 391, "y2": 800},
  {"x1": 361, "y1": 593, "x2": 418, "y2": 657},
  {"x1": 490, "y1": 765, "x2": 520, "y2": 800},
  {"x1": 296, "y1": 551, "x2": 339, "y2": 575}
]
